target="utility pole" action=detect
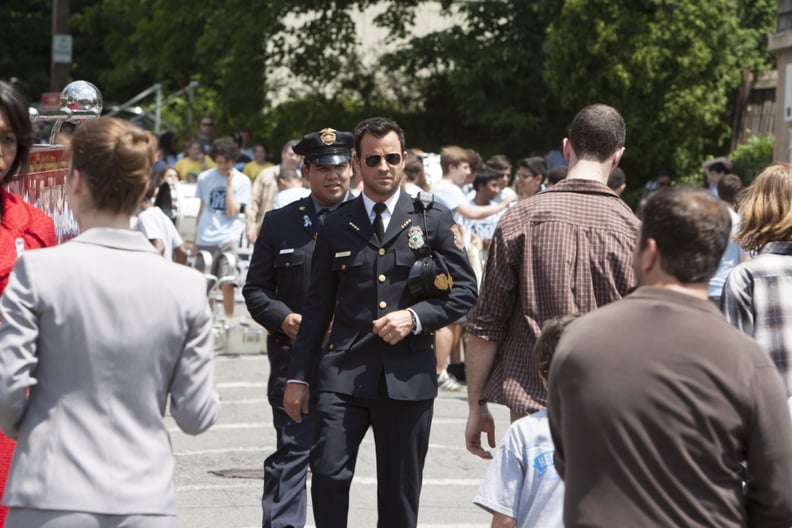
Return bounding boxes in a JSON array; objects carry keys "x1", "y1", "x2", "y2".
[{"x1": 50, "y1": 0, "x2": 71, "y2": 92}]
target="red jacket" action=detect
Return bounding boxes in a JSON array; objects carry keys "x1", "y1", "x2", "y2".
[
  {"x1": 0, "y1": 187, "x2": 55, "y2": 526},
  {"x1": 0, "y1": 187, "x2": 56, "y2": 294}
]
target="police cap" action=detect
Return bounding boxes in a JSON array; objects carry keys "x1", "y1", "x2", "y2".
[{"x1": 292, "y1": 128, "x2": 353, "y2": 166}]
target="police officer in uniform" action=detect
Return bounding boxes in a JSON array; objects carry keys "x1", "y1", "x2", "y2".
[
  {"x1": 242, "y1": 128, "x2": 354, "y2": 528},
  {"x1": 283, "y1": 117, "x2": 477, "y2": 528}
]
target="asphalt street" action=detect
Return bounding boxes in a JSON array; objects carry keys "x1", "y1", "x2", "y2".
[{"x1": 168, "y1": 340, "x2": 512, "y2": 528}]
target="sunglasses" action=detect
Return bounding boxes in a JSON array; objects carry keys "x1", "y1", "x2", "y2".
[{"x1": 364, "y1": 153, "x2": 402, "y2": 168}]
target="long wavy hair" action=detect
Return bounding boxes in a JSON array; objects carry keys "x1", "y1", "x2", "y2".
[{"x1": 735, "y1": 163, "x2": 792, "y2": 253}]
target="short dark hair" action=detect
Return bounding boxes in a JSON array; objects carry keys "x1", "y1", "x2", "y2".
[
  {"x1": 569, "y1": 104, "x2": 626, "y2": 162},
  {"x1": 0, "y1": 81, "x2": 34, "y2": 183},
  {"x1": 472, "y1": 167, "x2": 502, "y2": 191},
  {"x1": 708, "y1": 162, "x2": 728, "y2": 174},
  {"x1": 535, "y1": 314, "x2": 579, "y2": 380},
  {"x1": 717, "y1": 174, "x2": 742, "y2": 206},
  {"x1": 353, "y1": 117, "x2": 405, "y2": 156},
  {"x1": 640, "y1": 186, "x2": 731, "y2": 283},
  {"x1": 518, "y1": 156, "x2": 547, "y2": 179},
  {"x1": 404, "y1": 153, "x2": 429, "y2": 191},
  {"x1": 485, "y1": 154, "x2": 511, "y2": 173},
  {"x1": 158, "y1": 131, "x2": 177, "y2": 154},
  {"x1": 656, "y1": 166, "x2": 675, "y2": 180},
  {"x1": 209, "y1": 136, "x2": 240, "y2": 162},
  {"x1": 607, "y1": 167, "x2": 626, "y2": 190},
  {"x1": 546, "y1": 166, "x2": 568, "y2": 185}
]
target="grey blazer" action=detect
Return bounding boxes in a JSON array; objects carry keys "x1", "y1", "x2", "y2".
[{"x1": 0, "y1": 228, "x2": 220, "y2": 515}]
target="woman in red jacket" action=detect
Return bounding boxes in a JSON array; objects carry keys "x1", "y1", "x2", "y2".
[{"x1": 0, "y1": 81, "x2": 56, "y2": 526}]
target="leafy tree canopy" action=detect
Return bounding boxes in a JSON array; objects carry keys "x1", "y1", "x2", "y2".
[
  {"x1": 544, "y1": 0, "x2": 776, "y2": 182},
  {"x1": 1, "y1": 0, "x2": 777, "y2": 193}
]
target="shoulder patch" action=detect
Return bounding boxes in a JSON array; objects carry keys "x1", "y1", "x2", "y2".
[{"x1": 451, "y1": 224, "x2": 464, "y2": 250}]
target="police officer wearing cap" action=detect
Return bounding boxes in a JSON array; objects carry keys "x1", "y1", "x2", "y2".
[
  {"x1": 283, "y1": 117, "x2": 477, "y2": 528},
  {"x1": 242, "y1": 128, "x2": 354, "y2": 528}
]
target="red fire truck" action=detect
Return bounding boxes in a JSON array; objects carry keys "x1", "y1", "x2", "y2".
[{"x1": 6, "y1": 80, "x2": 102, "y2": 244}]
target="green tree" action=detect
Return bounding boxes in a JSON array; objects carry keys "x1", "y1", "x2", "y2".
[
  {"x1": 0, "y1": 0, "x2": 116, "y2": 104},
  {"x1": 12, "y1": 0, "x2": 775, "y2": 181},
  {"x1": 543, "y1": 0, "x2": 775, "y2": 184},
  {"x1": 0, "y1": 0, "x2": 57, "y2": 98},
  {"x1": 375, "y1": 0, "x2": 564, "y2": 155},
  {"x1": 72, "y1": 0, "x2": 289, "y2": 137}
]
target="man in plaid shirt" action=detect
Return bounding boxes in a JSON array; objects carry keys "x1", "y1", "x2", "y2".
[{"x1": 464, "y1": 104, "x2": 640, "y2": 459}]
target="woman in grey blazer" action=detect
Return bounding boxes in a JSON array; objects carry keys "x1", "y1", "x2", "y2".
[{"x1": 0, "y1": 117, "x2": 221, "y2": 528}]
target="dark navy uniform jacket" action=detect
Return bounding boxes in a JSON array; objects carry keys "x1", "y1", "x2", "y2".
[
  {"x1": 287, "y1": 190, "x2": 477, "y2": 401},
  {"x1": 243, "y1": 195, "x2": 325, "y2": 403}
]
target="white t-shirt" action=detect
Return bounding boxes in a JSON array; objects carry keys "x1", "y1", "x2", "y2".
[
  {"x1": 135, "y1": 206, "x2": 184, "y2": 261},
  {"x1": 194, "y1": 167, "x2": 251, "y2": 246},
  {"x1": 431, "y1": 178, "x2": 474, "y2": 247},
  {"x1": 494, "y1": 186, "x2": 518, "y2": 204},
  {"x1": 431, "y1": 178, "x2": 467, "y2": 213},
  {"x1": 463, "y1": 198, "x2": 502, "y2": 244},
  {"x1": 273, "y1": 187, "x2": 310, "y2": 209},
  {"x1": 474, "y1": 409, "x2": 564, "y2": 528},
  {"x1": 403, "y1": 182, "x2": 422, "y2": 198}
]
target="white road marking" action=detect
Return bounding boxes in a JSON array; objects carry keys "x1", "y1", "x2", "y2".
[
  {"x1": 174, "y1": 438, "x2": 470, "y2": 456},
  {"x1": 215, "y1": 398, "x2": 269, "y2": 404},
  {"x1": 175, "y1": 447, "x2": 267, "y2": 456},
  {"x1": 169, "y1": 416, "x2": 467, "y2": 432},
  {"x1": 215, "y1": 355, "x2": 267, "y2": 362},
  {"x1": 216, "y1": 381, "x2": 267, "y2": 388},
  {"x1": 179, "y1": 477, "x2": 483, "y2": 491}
]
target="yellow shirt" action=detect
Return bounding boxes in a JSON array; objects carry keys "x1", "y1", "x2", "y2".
[
  {"x1": 174, "y1": 156, "x2": 216, "y2": 182},
  {"x1": 243, "y1": 161, "x2": 274, "y2": 182}
]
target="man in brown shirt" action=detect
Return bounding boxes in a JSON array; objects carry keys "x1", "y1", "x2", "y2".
[
  {"x1": 548, "y1": 186, "x2": 792, "y2": 527},
  {"x1": 464, "y1": 104, "x2": 640, "y2": 458}
]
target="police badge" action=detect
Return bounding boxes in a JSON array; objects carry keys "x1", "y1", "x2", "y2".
[
  {"x1": 407, "y1": 226, "x2": 425, "y2": 250},
  {"x1": 319, "y1": 128, "x2": 337, "y2": 145}
]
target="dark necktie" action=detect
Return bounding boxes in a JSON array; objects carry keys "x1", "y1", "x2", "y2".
[
  {"x1": 317, "y1": 208, "x2": 329, "y2": 226},
  {"x1": 373, "y1": 202, "x2": 386, "y2": 241}
]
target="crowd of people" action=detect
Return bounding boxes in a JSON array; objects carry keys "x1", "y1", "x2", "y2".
[{"x1": 0, "y1": 75, "x2": 792, "y2": 528}]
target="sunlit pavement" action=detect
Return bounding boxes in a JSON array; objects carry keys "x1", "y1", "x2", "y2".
[{"x1": 170, "y1": 346, "x2": 512, "y2": 527}]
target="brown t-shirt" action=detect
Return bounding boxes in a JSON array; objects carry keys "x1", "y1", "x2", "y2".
[
  {"x1": 549, "y1": 287, "x2": 792, "y2": 527},
  {"x1": 466, "y1": 178, "x2": 640, "y2": 415}
]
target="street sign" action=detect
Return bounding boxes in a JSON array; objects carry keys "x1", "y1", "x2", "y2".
[{"x1": 52, "y1": 34, "x2": 73, "y2": 64}]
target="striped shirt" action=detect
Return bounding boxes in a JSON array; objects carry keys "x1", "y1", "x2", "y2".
[{"x1": 465, "y1": 178, "x2": 640, "y2": 415}]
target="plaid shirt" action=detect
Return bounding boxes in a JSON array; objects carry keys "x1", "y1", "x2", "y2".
[
  {"x1": 466, "y1": 179, "x2": 640, "y2": 415},
  {"x1": 722, "y1": 241, "x2": 792, "y2": 395}
]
